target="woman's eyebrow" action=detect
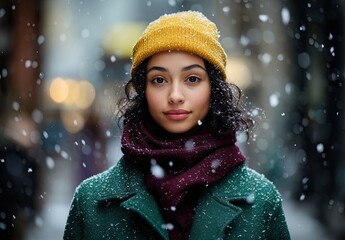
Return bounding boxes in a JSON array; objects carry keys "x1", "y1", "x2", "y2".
[
  {"x1": 147, "y1": 64, "x2": 206, "y2": 74},
  {"x1": 182, "y1": 64, "x2": 207, "y2": 72},
  {"x1": 147, "y1": 66, "x2": 168, "y2": 73}
]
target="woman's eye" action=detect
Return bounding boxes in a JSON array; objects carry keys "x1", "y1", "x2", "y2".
[
  {"x1": 187, "y1": 76, "x2": 200, "y2": 83},
  {"x1": 152, "y1": 77, "x2": 165, "y2": 84}
]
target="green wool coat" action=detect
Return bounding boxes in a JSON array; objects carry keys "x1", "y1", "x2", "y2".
[{"x1": 64, "y1": 157, "x2": 290, "y2": 239}]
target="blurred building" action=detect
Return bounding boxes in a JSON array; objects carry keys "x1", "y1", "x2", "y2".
[{"x1": 0, "y1": 0, "x2": 344, "y2": 239}]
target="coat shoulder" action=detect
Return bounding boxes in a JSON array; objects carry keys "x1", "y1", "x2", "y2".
[
  {"x1": 75, "y1": 163, "x2": 117, "y2": 194},
  {"x1": 213, "y1": 164, "x2": 283, "y2": 206},
  {"x1": 73, "y1": 157, "x2": 143, "y2": 200}
]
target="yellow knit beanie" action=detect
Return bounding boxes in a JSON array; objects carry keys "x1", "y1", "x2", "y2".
[{"x1": 131, "y1": 11, "x2": 227, "y2": 80}]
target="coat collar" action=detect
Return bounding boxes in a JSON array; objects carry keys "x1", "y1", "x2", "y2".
[{"x1": 96, "y1": 158, "x2": 254, "y2": 240}]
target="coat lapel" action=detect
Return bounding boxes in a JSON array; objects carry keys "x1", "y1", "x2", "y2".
[
  {"x1": 121, "y1": 191, "x2": 169, "y2": 240},
  {"x1": 190, "y1": 165, "x2": 254, "y2": 240},
  {"x1": 96, "y1": 157, "x2": 169, "y2": 240},
  {"x1": 190, "y1": 192, "x2": 243, "y2": 239}
]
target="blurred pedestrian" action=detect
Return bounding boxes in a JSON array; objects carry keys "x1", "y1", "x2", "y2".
[
  {"x1": 64, "y1": 11, "x2": 290, "y2": 239},
  {"x1": 0, "y1": 114, "x2": 39, "y2": 240}
]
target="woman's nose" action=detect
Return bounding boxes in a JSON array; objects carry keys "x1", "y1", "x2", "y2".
[{"x1": 168, "y1": 82, "x2": 185, "y2": 104}]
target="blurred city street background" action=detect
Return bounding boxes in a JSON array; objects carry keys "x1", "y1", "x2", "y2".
[{"x1": 1, "y1": 0, "x2": 344, "y2": 239}]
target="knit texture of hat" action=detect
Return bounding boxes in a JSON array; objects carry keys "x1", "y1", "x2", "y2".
[{"x1": 131, "y1": 11, "x2": 227, "y2": 80}]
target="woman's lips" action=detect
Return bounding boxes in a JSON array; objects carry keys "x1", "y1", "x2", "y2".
[{"x1": 164, "y1": 109, "x2": 191, "y2": 121}]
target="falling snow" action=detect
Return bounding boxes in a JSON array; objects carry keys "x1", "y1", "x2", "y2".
[
  {"x1": 1, "y1": 1, "x2": 343, "y2": 239},
  {"x1": 184, "y1": 140, "x2": 195, "y2": 150},
  {"x1": 281, "y1": 7, "x2": 290, "y2": 25},
  {"x1": 269, "y1": 93, "x2": 280, "y2": 107},
  {"x1": 316, "y1": 143, "x2": 324, "y2": 153},
  {"x1": 150, "y1": 159, "x2": 165, "y2": 178}
]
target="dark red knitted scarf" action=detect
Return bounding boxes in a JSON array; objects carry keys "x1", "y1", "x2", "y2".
[{"x1": 121, "y1": 119, "x2": 245, "y2": 240}]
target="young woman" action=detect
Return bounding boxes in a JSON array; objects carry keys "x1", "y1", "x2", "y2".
[{"x1": 64, "y1": 11, "x2": 290, "y2": 240}]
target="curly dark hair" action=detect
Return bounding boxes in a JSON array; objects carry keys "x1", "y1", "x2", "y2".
[{"x1": 116, "y1": 59, "x2": 254, "y2": 136}]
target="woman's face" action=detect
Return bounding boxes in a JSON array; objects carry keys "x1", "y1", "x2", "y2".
[{"x1": 145, "y1": 51, "x2": 211, "y2": 134}]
